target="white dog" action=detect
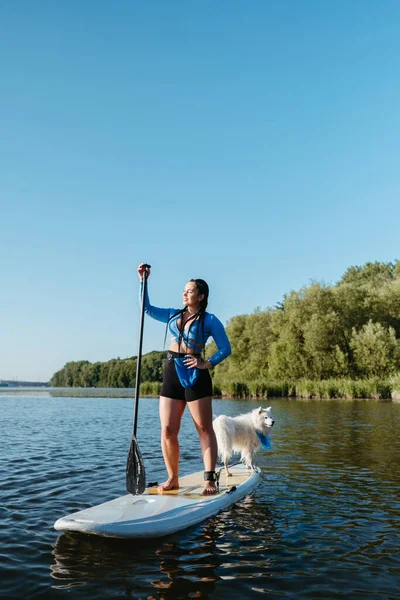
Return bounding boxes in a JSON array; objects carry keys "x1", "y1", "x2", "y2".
[{"x1": 213, "y1": 406, "x2": 274, "y2": 476}]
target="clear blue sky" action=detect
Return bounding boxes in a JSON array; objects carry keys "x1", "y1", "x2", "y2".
[{"x1": 1, "y1": 1, "x2": 400, "y2": 381}]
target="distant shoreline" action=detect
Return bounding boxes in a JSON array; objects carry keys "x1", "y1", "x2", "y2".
[
  {"x1": 1, "y1": 386, "x2": 399, "y2": 402},
  {"x1": 0, "y1": 387, "x2": 138, "y2": 398},
  {"x1": 0, "y1": 387, "x2": 51, "y2": 396},
  {"x1": 0, "y1": 382, "x2": 48, "y2": 388}
]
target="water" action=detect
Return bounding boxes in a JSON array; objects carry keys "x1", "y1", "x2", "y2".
[{"x1": 1, "y1": 394, "x2": 399, "y2": 599}]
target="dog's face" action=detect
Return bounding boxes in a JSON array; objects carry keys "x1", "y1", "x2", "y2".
[{"x1": 252, "y1": 406, "x2": 275, "y2": 431}]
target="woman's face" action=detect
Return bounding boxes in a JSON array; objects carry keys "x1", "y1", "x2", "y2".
[{"x1": 183, "y1": 281, "x2": 204, "y2": 308}]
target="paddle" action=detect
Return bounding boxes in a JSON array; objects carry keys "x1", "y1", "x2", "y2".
[{"x1": 126, "y1": 263, "x2": 151, "y2": 494}]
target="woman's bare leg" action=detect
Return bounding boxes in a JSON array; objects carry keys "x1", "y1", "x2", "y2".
[
  {"x1": 158, "y1": 396, "x2": 186, "y2": 492},
  {"x1": 187, "y1": 396, "x2": 218, "y2": 495}
]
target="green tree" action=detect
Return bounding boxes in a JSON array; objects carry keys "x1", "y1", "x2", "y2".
[
  {"x1": 140, "y1": 351, "x2": 165, "y2": 383},
  {"x1": 303, "y1": 310, "x2": 348, "y2": 378},
  {"x1": 350, "y1": 320, "x2": 400, "y2": 377},
  {"x1": 268, "y1": 325, "x2": 307, "y2": 380},
  {"x1": 340, "y1": 261, "x2": 397, "y2": 287}
]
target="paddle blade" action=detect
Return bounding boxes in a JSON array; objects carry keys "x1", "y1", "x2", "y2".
[{"x1": 126, "y1": 435, "x2": 146, "y2": 494}]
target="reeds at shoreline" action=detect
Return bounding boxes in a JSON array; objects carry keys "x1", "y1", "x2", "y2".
[
  {"x1": 43, "y1": 375, "x2": 400, "y2": 400},
  {"x1": 212, "y1": 376, "x2": 399, "y2": 400}
]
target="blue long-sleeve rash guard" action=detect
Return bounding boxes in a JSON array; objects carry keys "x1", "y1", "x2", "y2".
[{"x1": 140, "y1": 282, "x2": 231, "y2": 367}]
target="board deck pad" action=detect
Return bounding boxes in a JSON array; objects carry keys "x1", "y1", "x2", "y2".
[
  {"x1": 54, "y1": 464, "x2": 262, "y2": 539},
  {"x1": 145, "y1": 467, "x2": 253, "y2": 498}
]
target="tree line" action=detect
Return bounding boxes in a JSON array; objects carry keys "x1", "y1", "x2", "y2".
[
  {"x1": 50, "y1": 261, "x2": 400, "y2": 392},
  {"x1": 50, "y1": 351, "x2": 166, "y2": 388},
  {"x1": 209, "y1": 260, "x2": 400, "y2": 388}
]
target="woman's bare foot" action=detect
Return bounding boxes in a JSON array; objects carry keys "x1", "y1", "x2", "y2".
[
  {"x1": 202, "y1": 480, "x2": 218, "y2": 495},
  {"x1": 158, "y1": 477, "x2": 179, "y2": 493}
]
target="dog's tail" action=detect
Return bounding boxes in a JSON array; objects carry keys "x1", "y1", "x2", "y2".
[{"x1": 213, "y1": 415, "x2": 233, "y2": 461}]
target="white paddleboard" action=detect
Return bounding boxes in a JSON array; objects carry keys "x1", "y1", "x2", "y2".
[{"x1": 54, "y1": 464, "x2": 262, "y2": 538}]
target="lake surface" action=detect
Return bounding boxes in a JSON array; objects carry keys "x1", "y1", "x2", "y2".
[{"x1": 1, "y1": 393, "x2": 399, "y2": 599}]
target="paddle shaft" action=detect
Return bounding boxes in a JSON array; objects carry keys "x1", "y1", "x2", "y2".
[{"x1": 133, "y1": 265, "x2": 150, "y2": 436}]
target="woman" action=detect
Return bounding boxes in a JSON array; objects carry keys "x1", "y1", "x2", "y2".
[{"x1": 137, "y1": 263, "x2": 231, "y2": 495}]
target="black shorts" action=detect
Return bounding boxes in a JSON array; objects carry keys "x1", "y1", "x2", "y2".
[{"x1": 160, "y1": 351, "x2": 213, "y2": 402}]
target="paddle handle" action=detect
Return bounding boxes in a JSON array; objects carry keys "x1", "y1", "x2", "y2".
[{"x1": 133, "y1": 264, "x2": 150, "y2": 436}]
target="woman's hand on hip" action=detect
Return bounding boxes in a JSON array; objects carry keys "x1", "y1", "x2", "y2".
[
  {"x1": 137, "y1": 263, "x2": 151, "y2": 281},
  {"x1": 184, "y1": 356, "x2": 211, "y2": 370}
]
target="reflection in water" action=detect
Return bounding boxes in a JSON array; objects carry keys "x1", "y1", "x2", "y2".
[{"x1": 50, "y1": 494, "x2": 278, "y2": 598}]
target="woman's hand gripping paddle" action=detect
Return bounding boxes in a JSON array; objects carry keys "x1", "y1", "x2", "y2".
[{"x1": 126, "y1": 263, "x2": 151, "y2": 494}]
